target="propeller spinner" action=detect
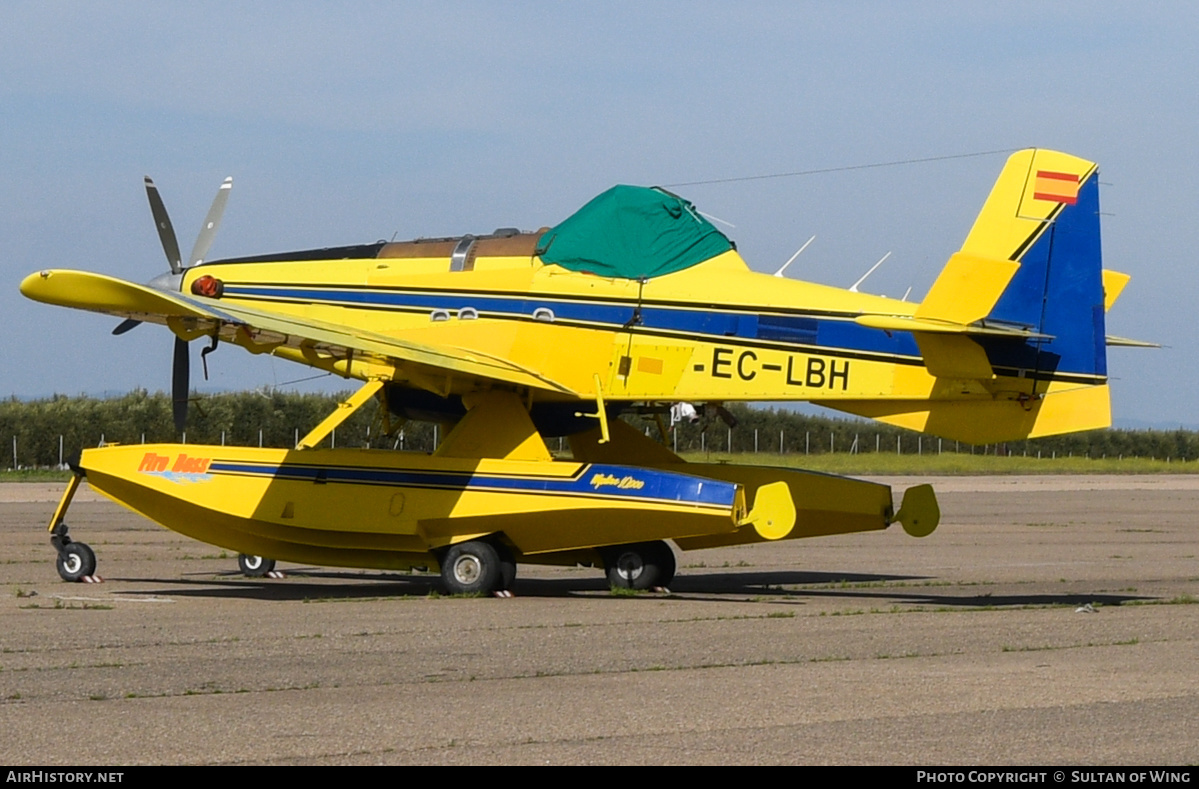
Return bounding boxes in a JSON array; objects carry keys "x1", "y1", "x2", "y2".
[{"x1": 116, "y1": 176, "x2": 233, "y2": 432}]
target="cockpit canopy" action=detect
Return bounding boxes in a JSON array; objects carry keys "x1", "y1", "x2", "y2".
[{"x1": 205, "y1": 185, "x2": 734, "y2": 281}]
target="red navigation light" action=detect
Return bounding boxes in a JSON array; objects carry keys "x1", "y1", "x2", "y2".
[{"x1": 191, "y1": 275, "x2": 224, "y2": 298}]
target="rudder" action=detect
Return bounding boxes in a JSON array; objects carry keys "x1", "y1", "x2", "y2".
[{"x1": 966, "y1": 149, "x2": 1106, "y2": 382}]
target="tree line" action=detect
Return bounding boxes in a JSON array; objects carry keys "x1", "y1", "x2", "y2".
[
  {"x1": 668, "y1": 404, "x2": 1196, "y2": 461},
  {"x1": 2, "y1": 390, "x2": 1195, "y2": 469},
  {"x1": 2, "y1": 390, "x2": 403, "y2": 469}
]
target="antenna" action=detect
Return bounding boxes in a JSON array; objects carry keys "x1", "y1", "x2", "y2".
[
  {"x1": 697, "y1": 210, "x2": 736, "y2": 229},
  {"x1": 773, "y1": 235, "x2": 816, "y2": 278},
  {"x1": 849, "y1": 251, "x2": 891, "y2": 293}
]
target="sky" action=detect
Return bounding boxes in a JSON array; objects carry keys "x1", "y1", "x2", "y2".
[{"x1": 1, "y1": 1, "x2": 1195, "y2": 427}]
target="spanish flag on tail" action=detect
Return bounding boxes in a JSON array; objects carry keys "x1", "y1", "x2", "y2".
[{"x1": 1032, "y1": 169, "x2": 1081, "y2": 205}]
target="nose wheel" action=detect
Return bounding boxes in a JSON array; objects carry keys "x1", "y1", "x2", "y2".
[
  {"x1": 238, "y1": 554, "x2": 277, "y2": 577},
  {"x1": 50, "y1": 523, "x2": 99, "y2": 582}
]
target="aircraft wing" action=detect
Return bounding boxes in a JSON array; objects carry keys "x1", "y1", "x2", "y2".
[{"x1": 20, "y1": 269, "x2": 578, "y2": 396}]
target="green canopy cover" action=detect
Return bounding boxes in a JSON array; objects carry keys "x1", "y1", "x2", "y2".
[{"x1": 537, "y1": 185, "x2": 733, "y2": 279}]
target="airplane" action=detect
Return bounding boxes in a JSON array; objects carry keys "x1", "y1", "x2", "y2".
[{"x1": 21, "y1": 148, "x2": 1133, "y2": 595}]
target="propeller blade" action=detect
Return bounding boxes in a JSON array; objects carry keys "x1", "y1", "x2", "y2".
[
  {"x1": 172, "y1": 336, "x2": 189, "y2": 433},
  {"x1": 145, "y1": 177, "x2": 183, "y2": 275},
  {"x1": 112, "y1": 318, "x2": 142, "y2": 335},
  {"x1": 188, "y1": 177, "x2": 233, "y2": 267}
]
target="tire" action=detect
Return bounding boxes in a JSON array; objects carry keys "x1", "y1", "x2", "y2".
[
  {"x1": 494, "y1": 542, "x2": 518, "y2": 592},
  {"x1": 604, "y1": 541, "x2": 676, "y2": 590},
  {"x1": 441, "y1": 540, "x2": 503, "y2": 595},
  {"x1": 56, "y1": 542, "x2": 96, "y2": 582},
  {"x1": 238, "y1": 554, "x2": 276, "y2": 577},
  {"x1": 654, "y1": 543, "x2": 677, "y2": 588}
]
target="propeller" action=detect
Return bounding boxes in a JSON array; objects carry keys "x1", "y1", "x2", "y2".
[
  {"x1": 112, "y1": 317, "x2": 141, "y2": 335},
  {"x1": 145, "y1": 175, "x2": 233, "y2": 274},
  {"x1": 145, "y1": 176, "x2": 184, "y2": 274},
  {"x1": 115, "y1": 176, "x2": 233, "y2": 432}
]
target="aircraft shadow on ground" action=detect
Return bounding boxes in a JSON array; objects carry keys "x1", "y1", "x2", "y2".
[
  {"x1": 108, "y1": 570, "x2": 439, "y2": 602},
  {"x1": 105, "y1": 567, "x2": 1157, "y2": 608}
]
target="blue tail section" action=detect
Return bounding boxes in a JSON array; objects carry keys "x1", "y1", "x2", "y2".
[{"x1": 985, "y1": 167, "x2": 1106, "y2": 382}]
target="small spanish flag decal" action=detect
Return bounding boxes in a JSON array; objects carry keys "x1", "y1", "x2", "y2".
[{"x1": 1033, "y1": 170, "x2": 1080, "y2": 205}]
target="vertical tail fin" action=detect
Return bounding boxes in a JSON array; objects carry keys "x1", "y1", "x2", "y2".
[
  {"x1": 966, "y1": 148, "x2": 1106, "y2": 382},
  {"x1": 826, "y1": 149, "x2": 1119, "y2": 443}
]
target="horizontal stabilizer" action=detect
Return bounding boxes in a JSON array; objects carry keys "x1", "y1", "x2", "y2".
[
  {"x1": 854, "y1": 313, "x2": 1049, "y2": 339},
  {"x1": 1105, "y1": 335, "x2": 1160, "y2": 348},
  {"x1": 1102, "y1": 270, "x2": 1131, "y2": 312}
]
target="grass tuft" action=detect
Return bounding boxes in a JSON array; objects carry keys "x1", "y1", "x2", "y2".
[{"x1": 608, "y1": 586, "x2": 644, "y2": 597}]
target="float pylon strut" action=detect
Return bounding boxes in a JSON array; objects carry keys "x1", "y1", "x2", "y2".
[{"x1": 296, "y1": 379, "x2": 385, "y2": 449}]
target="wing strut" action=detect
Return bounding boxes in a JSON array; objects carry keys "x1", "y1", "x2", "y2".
[{"x1": 296, "y1": 379, "x2": 386, "y2": 449}]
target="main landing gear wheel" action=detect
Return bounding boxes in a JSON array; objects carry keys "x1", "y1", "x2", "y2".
[
  {"x1": 56, "y1": 541, "x2": 97, "y2": 583},
  {"x1": 238, "y1": 554, "x2": 276, "y2": 577},
  {"x1": 604, "y1": 540, "x2": 676, "y2": 591},
  {"x1": 495, "y1": 542, "x2": 518, "y2": 594},
  {"x1": 441, "y1": 540, "x2": 509, "y2": 595}
]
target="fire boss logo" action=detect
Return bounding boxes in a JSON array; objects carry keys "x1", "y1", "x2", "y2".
[{"x1": 138, "y1": 452, "x2": 212, "y2": 482}]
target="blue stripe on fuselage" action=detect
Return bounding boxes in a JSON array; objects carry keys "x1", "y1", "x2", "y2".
[
  {"x1": 207, "y1": 460, "x2": 739, "y2": 508},
  {"x1": 222, "y1": 284, "x2": 926, "y2": 363}
]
